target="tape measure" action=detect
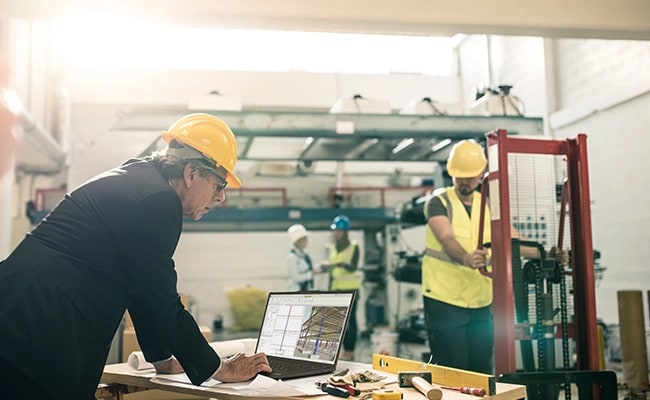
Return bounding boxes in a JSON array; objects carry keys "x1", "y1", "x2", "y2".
[{"x1": 372, "y1": 389, "x2": 403, "y2": 400}]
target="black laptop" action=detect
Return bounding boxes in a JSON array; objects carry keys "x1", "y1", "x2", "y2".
[{"x1": 254, "y1": 291, "x2": 356, "y2": 380}]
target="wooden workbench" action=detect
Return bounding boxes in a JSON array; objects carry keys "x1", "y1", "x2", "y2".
[{"x1": 97, "y1": 361, "x2": 525, "y2": 400}]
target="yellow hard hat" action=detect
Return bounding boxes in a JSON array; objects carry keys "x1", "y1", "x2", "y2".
[
  {"x1": 446, "y1": 140, "x2": 487, "y2": 178},
  {"x1": 162, "y1": 113, "x2": 242, "y2": 188}
]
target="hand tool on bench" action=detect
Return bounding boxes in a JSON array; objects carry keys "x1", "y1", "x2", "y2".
[
  {"x1": 397, "y1": 371, "x2": 442, "y2": 400},
  {"x1": 440, "y1": 385, "x2": 486, "y2": 397}
]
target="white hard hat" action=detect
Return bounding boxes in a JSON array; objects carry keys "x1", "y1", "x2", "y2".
[{"x1": 287, "y1": 224, "x2": 308, "y2": 244}]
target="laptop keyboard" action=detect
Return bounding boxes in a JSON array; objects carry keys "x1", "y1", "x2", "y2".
[{"x1": 266, "y1": 356, "x2": 332, "y2": 378}]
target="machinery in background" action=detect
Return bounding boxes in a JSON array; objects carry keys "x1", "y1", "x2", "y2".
[
  {"x1": 488, "y1": 130, "x2": 607, "y2": 399},
  {"x1": 469, "y1": 84, "x2": 525, "y2": 117}
]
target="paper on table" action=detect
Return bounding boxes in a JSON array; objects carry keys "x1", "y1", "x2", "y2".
[
  {"x1": 151, "y1": 374, "x2": 318, "y2": 397},
  {"x1": 151, "y1": 372, "x2": 221, "y2": 387},
  {"x1": 128, "y1": 338, "x2": 258, "y2": 370}
]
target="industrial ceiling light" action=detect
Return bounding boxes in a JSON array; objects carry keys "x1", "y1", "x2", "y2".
[
  {"x1": 392, "y1": 138, "x2": 414, "y2": 154},
  {"x1": 431, "y1": 138, "x2": 452, "y2": 153}
]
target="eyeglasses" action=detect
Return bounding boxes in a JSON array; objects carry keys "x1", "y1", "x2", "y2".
[{"x1": 211, "y1": 173, "x2": 228, "y2": 194}]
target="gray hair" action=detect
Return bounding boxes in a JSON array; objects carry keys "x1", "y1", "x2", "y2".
[{"x1": 149, "y1": 146, "x2": 219, "y2": 181}]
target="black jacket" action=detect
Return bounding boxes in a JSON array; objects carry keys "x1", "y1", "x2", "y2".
[{"x1": 0, "y1": 159, "x2": 221, "y2": 399}]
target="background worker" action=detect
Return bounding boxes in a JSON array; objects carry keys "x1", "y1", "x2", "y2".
[
  {"x1": 321, "y1": 214, "x2": 360, "y2": 361},
  {"x1": 421, "y1": 139, "x2": 494, "y2": 374},
  {"x1": 0, "y1": 113, "x2": 271, "y2": 400},
  {"x1": 286, "y1": 224, "x2": 314, "y2": 291}
]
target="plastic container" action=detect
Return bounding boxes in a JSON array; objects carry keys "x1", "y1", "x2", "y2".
[{"x1": 371, "y1": 329, "x2": 399, "y2": 356}]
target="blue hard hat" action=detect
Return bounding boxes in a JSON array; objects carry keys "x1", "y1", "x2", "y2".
[{"x1": 330, "y1": 215, "x2": 351, "y2": 230}]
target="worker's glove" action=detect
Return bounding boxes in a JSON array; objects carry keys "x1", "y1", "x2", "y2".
[{"x1": 328, "y1": 368, "x2": 387, "y2": 391}]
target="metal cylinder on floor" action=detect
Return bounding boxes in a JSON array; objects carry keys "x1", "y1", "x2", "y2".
[{"x1": 617, "y1": 290, "x2": 649, "y2": 393}]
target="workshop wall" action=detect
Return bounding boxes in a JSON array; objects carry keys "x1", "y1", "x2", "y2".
[
  {"x1": 477, "y1": 36, "x2": 650, "y2": 325},
  {"x1": 457, "y1": 35, "x2": 547, "y2": 118},
  {"x1": 549, "y1": 38, "x2": 650, "y2": 325},
  {"x1": 486, "y1": 36, "x2": 548, "y2": 117}
]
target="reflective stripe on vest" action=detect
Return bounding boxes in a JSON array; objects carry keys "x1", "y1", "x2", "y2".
[{"x1": 424, "y1": 247, "x2": 455, "y2": 263}]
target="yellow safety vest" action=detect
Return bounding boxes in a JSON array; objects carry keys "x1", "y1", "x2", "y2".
[
  {"x1": 421, "y1": 187, "x2": 492, "y2": 308},
  {"x1": 329, "y1": 242, "x2": 361, "y2": 291}
]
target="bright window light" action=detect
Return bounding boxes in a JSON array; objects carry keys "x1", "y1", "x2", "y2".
[{"x1": 55, "y1": 13, "x2": 454, "y2": 75}]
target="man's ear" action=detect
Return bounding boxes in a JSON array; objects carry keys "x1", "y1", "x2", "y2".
[{"x1": 182, "y1": 163, "x2": 194, "y2": 187}]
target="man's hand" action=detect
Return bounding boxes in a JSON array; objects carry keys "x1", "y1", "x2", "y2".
[
  {"x1": 318, "y1": 261, "x2": 332, "y2": 272},
  {"x1": 153, "y1": 357, "x2": 184, "y2": 374},
  {"x1": 465, "y1": 248, "x2": 488, "y2": 269},
  {"x1": 213, "y1": 352, "x2": 272, "y2": 383}
]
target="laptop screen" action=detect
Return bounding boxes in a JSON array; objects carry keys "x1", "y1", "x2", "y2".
[{"x1": 256, "y1": 291, "x2": 354, "y2": 366}]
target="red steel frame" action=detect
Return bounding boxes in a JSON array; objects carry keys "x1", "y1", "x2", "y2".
[{"x1": 486, "y1": 129, "x2": 599, "y2": 375}]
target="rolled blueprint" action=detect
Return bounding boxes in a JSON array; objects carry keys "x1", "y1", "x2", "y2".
[{"x1": 128, "y1": 338, "x2": 258, "y2": 370}]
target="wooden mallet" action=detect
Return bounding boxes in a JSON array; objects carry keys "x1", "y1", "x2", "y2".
[{"x1": 397, "y1": 371, "x2": 443, "y2": 400}]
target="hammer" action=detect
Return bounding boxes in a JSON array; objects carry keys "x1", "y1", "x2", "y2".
[{"x1": 397, "y1": 371, "x2": 442, "y2": 400}]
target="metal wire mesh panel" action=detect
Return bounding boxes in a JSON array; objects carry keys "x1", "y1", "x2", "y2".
[{"x1": 507, "y1": 152, "x2": 577, "y2": 370}]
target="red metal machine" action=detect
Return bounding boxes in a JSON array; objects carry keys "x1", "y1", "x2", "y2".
[{"x1": 485, "y1": 129, "x2": 599, "y2": 377}]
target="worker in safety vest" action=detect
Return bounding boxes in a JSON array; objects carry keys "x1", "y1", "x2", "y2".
[
  {"x1": 421, "y1": 139, "x2": 494, "y2": 374},
  {"x1": 322, "y1": 214, "x2": 360, "y2": 360}
]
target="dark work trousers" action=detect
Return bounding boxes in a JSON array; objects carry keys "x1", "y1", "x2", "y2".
[
  {"x1": 343, "y1": 293, "x2": 358, "y2": 351},
  {"x1": 423, "y1": 296, "x2": 494, "y2": 374},
  {"x1": 0, "y1": 356, "x2": 57, "y2": 400}
]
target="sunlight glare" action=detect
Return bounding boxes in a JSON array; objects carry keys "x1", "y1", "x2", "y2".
[{"x1": 56, "y1": 13, "x2": 453, "y2": 75}]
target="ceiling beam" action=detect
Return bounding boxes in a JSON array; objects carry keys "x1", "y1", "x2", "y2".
[
  {"x1": 113, "y1": 108, "x2": 545, "y2": 138},
  {"x1": 2, "y1": 0, "x2": 649, "y2": 40}
]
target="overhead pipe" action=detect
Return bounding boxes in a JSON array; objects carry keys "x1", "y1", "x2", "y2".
[
  {"x1": 17, "y1": 109, "x2": 66, "y2": 173},
  {"x1": 2, "y1": 87, "x2": 66, "y2": 174}
]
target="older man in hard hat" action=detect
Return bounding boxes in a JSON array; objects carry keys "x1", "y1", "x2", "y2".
[
  {"x1": 0, "y1": 114, "x2": 271, "y2": 399},
  {"x1": 420, "y1": 139, "x2": 494, "y2": 374},
  {"x1": 286, "y1": 224, "x2": 314, "y2": 291}
]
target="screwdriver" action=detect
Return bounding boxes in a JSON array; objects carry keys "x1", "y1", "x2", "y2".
[
  {"x1": 440, "y1": 386, "x2": 486, "y2": 397},
  {"x1": 315, "y1": 381, "x2": 350, "y2": 398}
]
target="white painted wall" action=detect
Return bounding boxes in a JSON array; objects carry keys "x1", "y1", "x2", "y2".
[
  {"x1": 550, "y1": 38, "x2": 650, "y2": 325},
  {"x1": 459, "y1": 35, "x2": 650, "y2": 326},
  {"x1": 65, "y1": 69, "x2": 461, "y2": 111}
]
